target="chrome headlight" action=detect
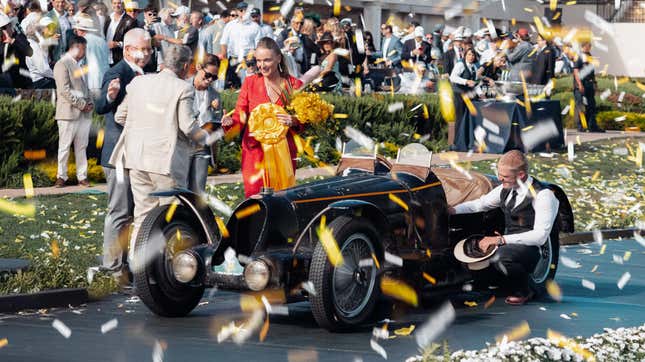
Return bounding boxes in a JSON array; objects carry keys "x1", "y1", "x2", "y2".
[
  {"x1": 172, "y1": 251, "x2": 198, "y2": 283},
  {"x1": 244, "y1": 259, "x2": 270, "y2": 291}
]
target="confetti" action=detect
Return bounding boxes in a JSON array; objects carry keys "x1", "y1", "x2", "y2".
[
  {"x1": 422, "y1": 272, "x2": 436, "y2": 285},
  {"x1": 0, "y1": 338, "x2": 7, "y2": 349},
  {"x1": 394, "y1": 325, "x2": 415, "y2": 336},
  {"x1": 464, "y1": 301, "x2": 477, "y2": 307},
  {"x1": 612, "y1": 254, "x2": 623, "y2": 264},
  {"x1": 152, "y1": 340, "x2": 164, "y2": 362},
  {"x1": 0, "y1": 198, "x2": 36, "y2": 217},
  {"x1": 369, "y1": 339, "x2": 387, "y2": 359},
  {"x1": 23, "y1": 173, "x2": 34, "y2": 199},
  {"x1": 624, "y1": 251, "x2": 631, "y2": 261},
  {"x1": 438, "y1": 80, "x2": 456, "y2": 122},
  {"x1": 388, "y1": 193, "x2": 409, "y2": 211},
  {"x1": 101, "y1": 318, "x2": 118, "y2": 334},
  {"x1": 521, "y1": 119, "x2": 558, "y2": 151},
  {"x1": 484, "y1": 295, "x2": 496, "y2": 308},
  {"x1": 332, "y1": 48, "x2": 350, "y2": 58},
  {"x1": 317, "y1": 216, "x2": 343, "y2": 267},
  {"x1": 165, "y1": 202, "x2": 178, "y2": 222},
  {"x1": 384, "y1": 252, "x2": 403, "y2": 267},
  {"x1": 591, "y1": 265, "x2": 598, "y2": 273},
  {"x1": 96, "y1": 128, "x2": 105, "y2": 149},
  {"x1": 634, "y1": 231, "x2": 645, "y2": 248},
  {"x1": 462, "y1": 94, "x2": 477, "y2": 116},
  {"x1": 52, "y1": 319, "x2": 71, "y2": 338},
  {"x1": 354, "y1": 77, "x2": 362, "y2": 97},
  {"x1": 380, "y1": 276, "x2": 418, "y2": 306},
  {"x1": 205, "y1": 195, "x2": 233, "y2": 217},
  {"x1": 235, "y1": 204, "x2": 261, "y2": 219},
  {"x1": 560, "y1": 256, "x2": 581, "y2": 269},
  {"x1": 301, "y1": 281, "x2": 316, "y2": 296},
  {"x1": 344, "y1": 126, "x2": 374, "y2": 151},
  {"x1": 333, "y1": 113, "x2": 348, "y2": 119},
  {"x1": 567, "y1": 142, "x2": 575, "y2": 162},
  {"x1": 599, "y1": 244, "x2": 607, "y2": 255},
  {"x1": 415, "y1": 302, "x2": 455, "y2": 349},
  {"x1": 581, "y1": 279, "x2": 595, "y2": 291},
  {"x1": 496, "y1": 321, "x2": 530, "y2": 343},
  {"x1": 546, "y1": 280, "x2": 562, "y2": 302},
  {"x1": 445, "y1": 4, "x2": 463, "y2": 20},
  {"x1": 215, "y1": 216, "x2": 230, "y2": 238},
  {"x1": 387, "y1": 102, "x2": 404, "y2": 113},
  {"x1": 547, "y1": 329, "x2": 594, "y2": 361},
  {"x1": 617, "y1": 271, "x2": 631, "y2": 289},
  {"x1": 584, "y1": 10, "x2": 615, "y2": 36},
  {"x1": 24, "y1": 149, "x2": 46, "y2": 160},
  {"x1": 333, "y1": 0, "x2": 341, "y2": 17},
  {"x1": 560, "y1": 314, "x2": 571, "y2": 320}
]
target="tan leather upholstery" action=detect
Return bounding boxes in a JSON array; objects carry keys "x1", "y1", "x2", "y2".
[{"x1": 432, "y1": 168, "x2": 494, "y2": 208}]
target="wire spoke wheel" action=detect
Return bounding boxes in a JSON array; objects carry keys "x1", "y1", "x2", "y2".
[{"x1": 332, "y1": 233, "x2": 377, "y2": 318}]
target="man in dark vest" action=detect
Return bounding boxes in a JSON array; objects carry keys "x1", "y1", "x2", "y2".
[{"x1": 448, "y1": 150, "x2": 560, "y2": 305}]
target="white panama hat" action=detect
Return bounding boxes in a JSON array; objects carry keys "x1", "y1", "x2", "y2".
[{"x1": 453, "y1": 234, "x2": 499, "y2": 271}]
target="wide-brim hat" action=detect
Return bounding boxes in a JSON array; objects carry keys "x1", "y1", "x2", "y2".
[
  {"x1": 171, "y1": 5, "x2": 190, "y2": 17},
  {"x1": 0, "y1": 12, "x2": 12, "y2": 28},
  {"x1": 73, "y1": 15, "x2": 97, "y2": 32},
  {"x1": 317, "y1": 31, "x2": 334, "y2": 44},
  {"x1": 454, "y1": 235, "x2": 498, "y2": 270}
]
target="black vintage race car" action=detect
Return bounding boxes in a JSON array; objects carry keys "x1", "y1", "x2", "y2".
[{"x1": 132, "y1": 143, "x2": 574, "y2": 331}]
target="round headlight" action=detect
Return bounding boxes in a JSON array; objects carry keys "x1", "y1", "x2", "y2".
[
  {"x1": 244, "y1": 260, "x2": 270, "y2": 291},
  {"x1": 172, "y1": 251, "x2": 198, "y2": 283}
]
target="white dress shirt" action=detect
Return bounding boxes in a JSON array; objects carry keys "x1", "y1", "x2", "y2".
[
  {"x1": 450, "y1": 61, "x2": 479, "y2": 86},
  {"x1": 106, "y1": 12, "x2": 123, "y2": 64},
  {"x1": 220, "y1": 19, "x2": 261, "y2": 60},
  {"x1": 54, "y1": 9, "x2": 71, "y2": 50},
  {"x1": 26, "y1": 38, "x2": 54, "y2": 82},
  {"x1": 453, "y1": 177, "x2": 560, "y2": 246},
  {"x1": 382, "y1": 37, "x2": 391, "y2": 59}
]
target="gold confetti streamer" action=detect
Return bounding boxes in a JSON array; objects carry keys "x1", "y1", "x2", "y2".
[
  {"x1": 550, "y1": 0, "x2": 558, "y2": 11},
  {"x1": 354, "y1": 77, "x2": 362, "y2": 97},
  {"x1": 591, "y1": 265, "x2": 598, "y2": 273},
  {"x1": 317, "y1": 215, "x2": 344, "y2": 267},
  {"x1": 422, "y1": 104, "x2": 429, "y2": 119},
  {"x1": 235, "y1": 204, "x2": 261, "y2": 219},
  {"x1": 591, "y1": 170, "x2": 600, "y2": 181},
  {"x1": 218, "y1": 58, "x2": 228, "y2": 81},
  {"x1": 51, "y1": 240, "x2": 60, "y2": 258},
  {"x1": 484, "y1": 295, "x2": 496, "y2": 309},
  {"x1": 23, "y1": 173, "x2": 34, "y2": 199},
  {"x1": 422, "y1": 272, "x2": 436, "y2": 285},
  {"x1": 388, "y1": 193, "x2": 409, "y2": 211},
  {"x1": 215, "y1": 217, "x2": 230, "y2": 238},
  {"x1": 165, "y1": 202, "x2": 178, "y2": 223},
  {"x1": 371, "y1": 253, "x2": 381, "y2": 269},
  {"x1": 333, "y1": 113, "x2": 348, "y2": 119},
  {"x1": 394, "y1": 325, "x2": 415, "y2": 336},
  {"x1": 599, "y1": 244, "x2": 606, "y2": 255},
  {"x1": 624, "y1": 251, "x2": 632, "y2": 261},
  {"x1": 0, "y1": 198, "x2": 36, "y2": 217},
  {"x1": 439, "y1": 80, "x2": 456, "y2": 122},
  {"x1": 462, "y1": 94, "x2": 477, "y2": 116},
  {"x1": 380, "y1": 276, "x2": 418, "y2": 306},
  {"x1": 464, "y1": 301, "x2": 477, "y2": 307},
  {"x1": 0, "y1": 338, "x2": 7, "y2": 349},
  {"x1": 259, "y1": 317, "x2": 269, "y2": 342},
  {"x1": 546, "y1": 280, "x2": 562, "y2": 302},
  {"x1": 547, "y1": 329, "x2": 596, "y2": 361},
  {"x1": 333, "y1": 0, "x2": 341, "y2": 16},
  {"x1": 96, "y1": 128, "x2": 105, "y2": 149},
  {"x1": 520, "y1": 73, "x2": 532, "y2": 117},
  {"x1": 73, "y1": 66, "x2": 89, "y2": 78},
  {"x1": 24, "y1": 149, "x2": 46, "y2": 160},
  {"x1": 496, "y1": 321, "x2": 530, "y2": 343}
]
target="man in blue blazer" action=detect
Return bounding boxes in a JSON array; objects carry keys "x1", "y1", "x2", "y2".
[{"x1": 96, "y1": 28, "x2": 151, "y2": 280}]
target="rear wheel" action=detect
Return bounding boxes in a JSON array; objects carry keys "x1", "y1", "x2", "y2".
[
  {"x1": 134, "y1": 204, "x2": 206, "y2": 317},
  {"x1": 309, "y1": 216, "x2": 382, "y2": 331},
  {"x1": 529, "y1": 222, "x2": 560, "y2": 296}
]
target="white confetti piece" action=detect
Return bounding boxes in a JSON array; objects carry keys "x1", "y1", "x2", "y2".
[
  {"x1": 444, "y1": 4, "x2": 463, "y2": 20},
  {"x1": 618, "y1": 91, "x2": 625, "y2": 104},
  {"x1": 370, "y1": 339, "x2": 388, "y2": 359},
  {"x1": 462, "y1": 283, "x2": 473, "y2": 292},
  {"x1": 280, "y1": 0, "x2": 295, "y2": 17},
  {"x1": 261, "y1": 295, "x2": 272, "y2": 314},
  {"x1": 539, "y1": 307, "x2": 547, "y2": 311},
  {"x1": 567, "y1": 142, "x2": 575, "y2": 162},
  {"x1": 600, "y1": 89, "x2": 611, "y2": 100},
  {"x1": 617, "y1": 272, "x2": 631, "y2": 289},
  {"x1": 482, "y1": 118, "x2": 500, "y2": 134},
  {"x1": 521, "y1": 119, "x2": 558, "y2": 151},
  {"x1": 153, "y1": 339, "x2": 164, "y2": 362},
  {"x1": 563, "y1": 28, "x2": 578, "y2": 44},
  {"x1": 592, "y1": 229, "x2": 603, "y2": 245},
  {"x1": 344, "y1": 126, "x2": 374, "y2": 151},
  {"x1": 52, "y1": 319, "x2": 71, "y2": 338},
  {"x1": 215, "y1": 1, "x2": 226, "y2": 11},
  {"x1": 333, "y1": 48, "x2": 350, "y2": 57},
  {"x1": 101, "y1": 318, "x2": 118, "y2": 334},
  {"x1": 634, "y1": 232, "x2": 645, "y2": 248},
  {"x1": 584, "y1": 10, "x2": 615, "y2": 36},
  {"x1": 612, "y1": 254, "x2": 624, "y2": 264},
  {"x1": 581, "y1": 279, "x2": 596, "y2": 291},
  {"x1": 205, "y1": 195, "x2": 233, "y2": 217},
  {"x1": 561, "y1": 104, "x2": 570, "y2": 115},
  {"x1": 387, "y1": 102, "x2": 404, "y2": 113},
  {"x1": 614, "y1": 115, "x2": 626, "y2": 122},
  {"x1": 355, "y1": 29, "x2": 365, "y2": 54},
  {"x1": 560, "y1": 256, "x2": 581, "y2": 269},
  {"x1": 384, "y1": 252, "x2": 403, "y2": 267},
  {"x1": 560, "y1": 314, "x2": 571, "y2": 320},
  {"x1": 415, "y1": 302, "x2": 455, "y2": 349},
  {"x1": 372, "y1": 326, "x2": 389, "y2": 340}
]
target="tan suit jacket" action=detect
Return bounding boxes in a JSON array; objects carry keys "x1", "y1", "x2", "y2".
[
  {"x1": 53, "y1": 54, "x2": 91, "y2": 121},
  {"x1": 109, "y1": 69, "x2": 204, "y2": 184}
]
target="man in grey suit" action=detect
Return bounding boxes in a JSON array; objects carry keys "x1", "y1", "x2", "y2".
[
  {"x1": 53, "y1": 35, "x2": 93, "y2": 187},
  {"x1": 373, "y1": 24, "x2": 402, "y2": 68},
  {"x1": 96, "y1": 28, "x2": 151, "y2": 276},
  {"x1": 109, "y1": 44, "x2": 208, "y2": 268},
  {"x1": 47, "y1": 0, "x2": 72, "y2": 63}
]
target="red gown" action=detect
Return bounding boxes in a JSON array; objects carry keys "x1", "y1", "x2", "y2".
[{"x1": 223, "y1": 74, "x2": 304, "y2": 197}]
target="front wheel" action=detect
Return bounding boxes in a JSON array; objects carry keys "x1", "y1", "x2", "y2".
[
  {"x1": 133, "y1": 204, "x2": 206, "y2": 317},
  {"x1": 309, "y1": 216, "x2": 383, "y2": 332}
]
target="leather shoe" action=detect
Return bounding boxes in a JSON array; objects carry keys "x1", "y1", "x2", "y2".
[
  {"x1": 505, "y1": 292, "x2": 534, "y2": 306},
  {"x1": 78, "y1": 179, "x2": 90, "y2": 187},
  {"x1": 54, "y1": 178, "x2": 66, "y2": 188}
]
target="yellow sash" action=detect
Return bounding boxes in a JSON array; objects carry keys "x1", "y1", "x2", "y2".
[{"x1": 248, "y1": 103, "x2": 296, "y2": 191}]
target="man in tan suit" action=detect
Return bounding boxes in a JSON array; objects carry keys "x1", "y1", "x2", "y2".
[
  {"x1": 109, "y1": 44, "x2": 208, "y2": 268},
  {"x1": 53, "y1": 34, "x2": 94, "y2": 187}
]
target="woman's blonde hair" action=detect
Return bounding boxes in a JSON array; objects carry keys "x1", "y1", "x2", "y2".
[{"x1": 300, "y1": 18, "x2": 315, "y2": 36}]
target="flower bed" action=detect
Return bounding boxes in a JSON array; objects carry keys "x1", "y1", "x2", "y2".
[{"x1": 408, "y1": 324, "x2": 645, "y2": 361}]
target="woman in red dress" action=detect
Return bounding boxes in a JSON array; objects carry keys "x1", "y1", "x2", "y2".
[{"x1": 222, "y1": 38, "x2": 304, "y2": 197}]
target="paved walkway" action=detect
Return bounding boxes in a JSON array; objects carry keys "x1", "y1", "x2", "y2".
[{"x1": 1, "y1": 129, "x2": 643, "y2": 199}]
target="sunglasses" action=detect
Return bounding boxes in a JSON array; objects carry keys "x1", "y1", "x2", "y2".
[
  {"x1": 203, "y1": 70, "x2": 217, "y2": 80},
  {"x1": 231, "y1": 14, "x2": 238, "y2": 17}
]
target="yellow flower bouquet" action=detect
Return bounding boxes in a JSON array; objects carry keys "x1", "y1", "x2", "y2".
[{"x1": 286, "y1": 91, "x2": 334, "y2": 125}]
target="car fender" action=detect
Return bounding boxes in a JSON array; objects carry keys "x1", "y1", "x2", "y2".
[
  {"x1": 292, "y1": 199, "x2": 391, "y2": 254},
  {"x1": 149, "y1": 188, "x2": 221, "y2": 247}
]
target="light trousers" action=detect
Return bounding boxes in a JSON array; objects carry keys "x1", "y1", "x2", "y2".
[
  {"x1": 102, "y1": 167, "x2": 134, "y2": 269},
  {"x1": 56, "y1": 116, "x2": 91, "y2": 181}
]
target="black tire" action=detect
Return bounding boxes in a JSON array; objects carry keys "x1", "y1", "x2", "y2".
[
  {"x1": 134, "y1": 204, "x2": 206, "y2": 317},
  {"x1": 529, "y1": 222, "x2": 560, "y2": 297},
  {"x1": 309, "y1": 216, "x2": 383, "y2": 332}
]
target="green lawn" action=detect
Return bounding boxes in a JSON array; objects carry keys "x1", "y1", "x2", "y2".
[{"x1": 1, "y1": 138, "x2": 643, "y2": 295}]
